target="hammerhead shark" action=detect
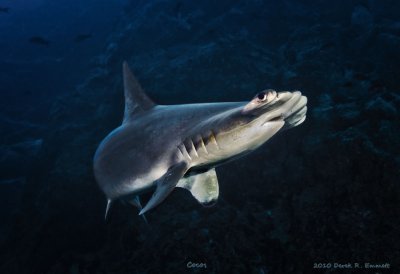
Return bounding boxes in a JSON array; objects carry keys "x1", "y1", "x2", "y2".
[{"x1": 93, "y1": 62, "x2": 307, "y2": 220}]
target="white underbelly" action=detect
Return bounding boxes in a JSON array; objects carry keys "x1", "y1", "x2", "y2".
[{"x1": 124, "y1": 163, "x2": 169, "y2": 195}]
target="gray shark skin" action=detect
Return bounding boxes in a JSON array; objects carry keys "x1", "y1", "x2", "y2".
[{"x1": 93, "y1": 61, "x2": 308, "y2": 219}]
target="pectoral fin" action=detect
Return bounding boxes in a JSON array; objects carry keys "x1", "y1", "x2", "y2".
[
  {"x1": 139, "y1": 162, "x2": 188, "y2": 215},
  {"x1": 177, "y1": 168, "x2": 219, "y2": 206}
]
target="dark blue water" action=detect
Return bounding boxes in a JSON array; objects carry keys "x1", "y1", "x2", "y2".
[{"x1": 0, "y1": 1, "x2": 399, "y2": 273}]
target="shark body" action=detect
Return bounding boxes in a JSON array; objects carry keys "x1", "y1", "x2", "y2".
[{"x1": 93, "y1": 62, "x2": 307, "y2": 219}]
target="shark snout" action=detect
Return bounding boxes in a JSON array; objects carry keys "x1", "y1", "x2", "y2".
[{"x1": 261, "y1": 91, "x2": 307, "y2": 127}]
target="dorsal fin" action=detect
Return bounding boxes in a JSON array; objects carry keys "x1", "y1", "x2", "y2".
[{"x1": 122, "y1": 61, "x2": 155, "y2": 123}]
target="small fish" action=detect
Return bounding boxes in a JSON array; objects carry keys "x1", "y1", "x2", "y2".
[
  {"x1": 74, "y1": 34, "x2": 92, "y2": 42},
  {"x1": 0, "y1": 7, "x2": 10, "y2": 13},
  {"x1": 29, "y1": 36, "x2": 50, "y2": 46}
]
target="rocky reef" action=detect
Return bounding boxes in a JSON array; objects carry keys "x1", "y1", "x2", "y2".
[{"x1": 0, "y1": 1, "x2": 399, "y2": 273}]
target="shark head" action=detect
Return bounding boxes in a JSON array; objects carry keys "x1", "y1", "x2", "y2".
[
  {"x1": 242, "y1": 89, "x2": 307, "y2": 128},
  {"x1": 199, "y1": 89, "x2": 307, "y2": 159}
]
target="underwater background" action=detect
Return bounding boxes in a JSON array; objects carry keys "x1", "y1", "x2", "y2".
[{"x1": 1, "y1": 0, "x2": 399, "y2": 273}]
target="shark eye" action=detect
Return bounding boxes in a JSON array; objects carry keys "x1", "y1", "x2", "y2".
[{"x1": 257, "y1": 92, "x2": 267, "y2": 101}]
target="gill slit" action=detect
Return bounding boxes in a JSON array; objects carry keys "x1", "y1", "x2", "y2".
[
  {"x1": 210, "y1": 130, "x2": 220, "y2": 150},
  {"x1": 190, "y1": 138, "x2": 199, "y2": 158},
  {"x1": 177, "y1": 145, "x2": 184, "y2": 157},
  {"x1": 178, "y1": 144, "x2": 191, "y2": 160},
  {"x1": 200, "y1": 136, "x2": 208, "y2": 154},
  {"x1": 184, "y1": 143, "x2": 192, "y2": 160}
]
